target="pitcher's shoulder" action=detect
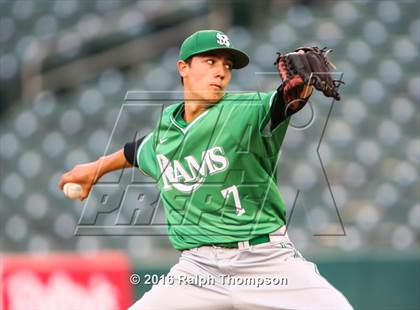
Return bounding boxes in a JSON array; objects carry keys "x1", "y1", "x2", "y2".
[
  {"x1": 222, "y1": 91, "x2": 274, "y2": 101},
  {"x1": 221, "y1": 91, "x2": 275, "y2": 108},
  {"x1": 158, "y1": 102, "x2": 182, "y2": 122},
  {"x1": 163, "y1": 102, "x2": 182, "y2": 114}
]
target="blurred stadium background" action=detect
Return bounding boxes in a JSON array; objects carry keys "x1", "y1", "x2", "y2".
[{"x1": 0, "y1": 0, "x2": 419, "y2": 309}]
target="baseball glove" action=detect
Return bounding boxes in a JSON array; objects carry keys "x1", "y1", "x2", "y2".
[{"x1": 275, "y1": 46, "x2": 343, "y2": 105}]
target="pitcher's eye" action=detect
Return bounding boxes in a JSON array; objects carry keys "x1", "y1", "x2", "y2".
[
  {"x1": 225, "y1": 63, "x2": 233, "y2": 70},
  {"x1": 207, "y1": 59, "x2": 215, "y2": 65}
]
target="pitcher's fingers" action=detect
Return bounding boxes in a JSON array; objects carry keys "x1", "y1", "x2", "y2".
[
  {"x1": 79, "y1": 187, "x2": 91, "y2": 201},
  {"x1": 59, "y1": 173, "x2": 71, "y2": 190},
  {"x1": 59, "y1": 170, "x2": 77, "y2": 190}
]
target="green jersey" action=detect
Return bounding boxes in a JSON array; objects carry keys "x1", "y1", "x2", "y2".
[{"x1": 137, "y1": 91, "x2": 290, "y2": 250}]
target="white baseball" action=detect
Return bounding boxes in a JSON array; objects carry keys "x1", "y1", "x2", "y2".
[{"x1": 63, "y1": 183, "x2": 83, "y2": 200}]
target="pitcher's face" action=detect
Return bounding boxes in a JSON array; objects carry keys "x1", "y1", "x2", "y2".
[{"x1": 179, "y1": 50, "x2": 233, "y2": 104}]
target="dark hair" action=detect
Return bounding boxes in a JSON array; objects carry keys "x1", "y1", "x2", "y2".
[{"x1": 180, "y1": 57, "x2": 193, "y2": 85}]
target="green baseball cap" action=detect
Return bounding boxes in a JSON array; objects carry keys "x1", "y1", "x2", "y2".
[{"x1": 179, "y1": 30, "x2": 249, "y2": 69}]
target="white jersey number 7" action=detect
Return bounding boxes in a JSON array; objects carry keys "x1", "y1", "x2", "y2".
[{"x1": 221, "y1": 185, "x2": 245, "y2": 216}]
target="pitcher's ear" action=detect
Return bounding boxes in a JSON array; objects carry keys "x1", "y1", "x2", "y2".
[{"x1": 178, "y1": 58, "x2": 193, "y2": 78}]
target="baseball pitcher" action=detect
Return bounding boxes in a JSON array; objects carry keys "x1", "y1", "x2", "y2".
[{"x1": 60, "y1": 30, "x2": 352, "y2": 309}]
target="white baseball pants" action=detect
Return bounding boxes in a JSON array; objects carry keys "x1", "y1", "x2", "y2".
[{"x1": 129, "y1": 229, "x2": 353, "y2": 310}]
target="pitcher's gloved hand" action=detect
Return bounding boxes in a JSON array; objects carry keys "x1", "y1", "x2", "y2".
[{"x1": 275, "y1": 46, "x2": 343, "y2": 103}]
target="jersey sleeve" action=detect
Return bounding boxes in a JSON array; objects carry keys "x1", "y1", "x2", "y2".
[
  {"x1": 256, "y1": 91, "x2": 277, "y2": 127},
  {"x1": 136, "y1": 132, "x2": 158, "y2": 179},
  {"x1": 253, "y1": 91, "x2": 291, "y2": 137},
  {"x1": 230, "y1": 91, "x2": 290, "y2": 162}
]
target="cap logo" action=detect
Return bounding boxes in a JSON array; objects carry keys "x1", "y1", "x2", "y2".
[{"x1": 216, "y1": 33, "x2": 231, "y2": 47}]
